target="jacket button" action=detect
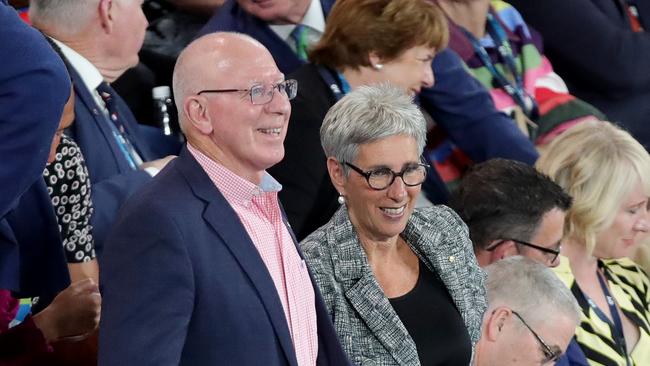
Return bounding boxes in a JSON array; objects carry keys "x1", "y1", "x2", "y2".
[{"x1": 449, "y1": 255, "x2": 455, "y2": 262}]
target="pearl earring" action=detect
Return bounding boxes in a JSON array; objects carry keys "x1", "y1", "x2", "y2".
[
  {"x1": 373, "y1": 63, "x2": 383, "y2": 70},
  {"x1": 337, "y1": 195, "x2": 345, "y2": 205}
]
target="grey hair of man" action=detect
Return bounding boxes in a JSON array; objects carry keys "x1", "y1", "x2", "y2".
[
  {"x1": 485, "y1": 256, "x2": 580, "y2": 327},
  {"x1": 30, "y1": 0, "x2": 101, "y2": 36},
  {"x1": 320, "y1": 84, "x2": 427, "y2": 175}
]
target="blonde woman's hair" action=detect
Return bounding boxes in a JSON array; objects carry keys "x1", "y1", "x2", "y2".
[{"x1": 536, "y1": 120, "x2": 650, "y2": 255}]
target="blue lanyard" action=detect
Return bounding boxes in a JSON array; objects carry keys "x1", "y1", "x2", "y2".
[
  {"x1": 577, "y1": 267, "x2": 631, "y2": 366},
  {"x1": 461, "y1": 12, "x2": 539, "y2": 120},
  {"x1": 316, "y1": 65, "x2": 350, "y2": 102}
]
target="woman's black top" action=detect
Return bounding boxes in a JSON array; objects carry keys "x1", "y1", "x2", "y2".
[{"x1": 388, "y1": 261, "x2": 472, "y2": 366}]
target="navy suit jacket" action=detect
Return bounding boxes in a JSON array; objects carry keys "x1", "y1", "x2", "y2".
[
  {"x1": 198, "y1": 0, "x2": 336, "y2": 75},
  {"x1": 63, "y1": 63, "x2": 178, "y2": 255},
  {"x1": 0, "y1": 1, "x2": 70, "y2": 293},
  {"x1": 99, "y1": 147, "x2": 350, "y2": 366},
  {"x1": 509, "y1": 0, "x2": 650, "y2": 149}
]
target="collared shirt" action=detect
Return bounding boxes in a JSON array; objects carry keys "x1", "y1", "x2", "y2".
[
  {"x1": 269, "y1": 0, "x2": 325, "y2": 54},
  {"x1": 188, "y1": 144, "x2": 318, "y2": 366},
  {"x1": 51, "y1": 38, "x2": 105, "y2": 111}
]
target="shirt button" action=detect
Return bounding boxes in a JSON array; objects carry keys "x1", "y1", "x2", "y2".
[{"x1": 449, "y1": 255, "x2": 455, "y2": 263}]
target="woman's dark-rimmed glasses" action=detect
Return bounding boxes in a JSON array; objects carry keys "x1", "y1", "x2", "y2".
[{"x1": 344, "y1": 162, "x2": 428, "y2": 190}]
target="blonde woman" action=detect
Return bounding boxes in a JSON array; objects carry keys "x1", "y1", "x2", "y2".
[{"x1": 537, "y1": 120, "x2": 650, "y2": 365}]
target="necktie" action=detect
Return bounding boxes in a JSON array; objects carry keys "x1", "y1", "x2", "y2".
[
  {"x1": 96, "y1": 82, "x2": 142, "y2": 170},
  {"x1": 290, "y1": 24, "x2": 308, "y2": 61}
]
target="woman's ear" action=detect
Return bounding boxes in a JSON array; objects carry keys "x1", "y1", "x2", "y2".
[
  {"x1": 184, "y1": 96, "x2": 213, "y2": 135},
  {"x1": 369, "y1": 51, "x2": 383, "y2": 70},
  {"x1": 327, "y1": 157, "x2": 347, "y2": 195}
]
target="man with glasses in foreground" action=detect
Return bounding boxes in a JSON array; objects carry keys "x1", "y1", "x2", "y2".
[
  {"x1": 475, "y1": 256, "x2": 580, "y2": 365},
  {"x1": 99, "y1": 32, "x2": 350, "y2": 365},
  {"x1": 449, "y1": 158, "x2": 572, "y2": 267}
]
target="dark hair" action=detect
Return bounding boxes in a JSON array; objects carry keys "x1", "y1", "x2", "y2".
[
  {"x1": 309, "y1": 0, "x2": 448, "y2": 69},
  {"x1": 448, "y1": 159, "x2": 572, "y2": 250}
]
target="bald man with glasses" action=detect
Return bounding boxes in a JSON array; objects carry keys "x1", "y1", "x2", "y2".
[{"x1": 98, "y1": 32, "x2": 349, "y2": 366}]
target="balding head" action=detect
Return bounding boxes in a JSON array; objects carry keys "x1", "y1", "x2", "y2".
[
  {"x1": 173, "y1": 32, "x2": 291, "y2": 184},
  {"x1": 173, "y1": 32, "x2": 274, "y2": 125}
]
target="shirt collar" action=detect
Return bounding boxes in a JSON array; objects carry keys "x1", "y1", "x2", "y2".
[
  {"x1": 187, "y1": 144, "x2": 282, "y2": 206},
  {"x1": 51, "y1": 37, "x2": 104, "y2": 92},
  {"x1": 269, "y1": 0, "x2": 325, "y2": 41}
]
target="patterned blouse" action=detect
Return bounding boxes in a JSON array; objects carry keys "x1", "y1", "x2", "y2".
[
  {"x1": 554, "y1": 257, "x2": 650, "y2": 365},
  {"x1": 43, "y1": 135, "x2": 95, "y2": 263}
]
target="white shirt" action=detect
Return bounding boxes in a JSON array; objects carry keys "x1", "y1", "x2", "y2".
[
  {"x1": 51, "y1": 38, "x2": 106, "y2": 111},
  {"x1": 269, "y1": 0, "x2": 325, "y2": 53}
]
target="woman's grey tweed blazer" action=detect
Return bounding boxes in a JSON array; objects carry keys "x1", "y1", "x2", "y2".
[{"x1": 301, "y1": 205, "x2": 487, "y2": 366}]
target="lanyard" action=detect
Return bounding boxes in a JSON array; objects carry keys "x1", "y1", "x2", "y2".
[
  {"x1": 316, "y1": 65, "x2": 351, "y2": 101},
  {"x1": 576, "y1": 268, "x2": 631, "y2": 366},
  {"x1": 461, "y1": 12, "x2": 539, "y2": 120},
  {"x1": 621, "y1": 0, "x2": 644, "y2": 32}
]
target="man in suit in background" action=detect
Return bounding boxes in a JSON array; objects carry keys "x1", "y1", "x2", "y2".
[
  {"x1": 199, "y1": 0, "x2": 539, "y2": 238},
  {"x1": 29, "y1": 0, "x2": 176, "y2": 254},
  {"x1": 99, "y1": 32, "x2": 350, "y2": 366},
  {"x1": 448, "y1": 159, "x2": 572, "y2": 268}
]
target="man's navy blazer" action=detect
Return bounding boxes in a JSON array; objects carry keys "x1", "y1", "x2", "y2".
[
  {"x1": 64, "y1": 64, "x2": 177, "y2": 254},
  {"x1": 98, "y1": 147, "x2": 350, "y2": 366},
  {"x1": 198, "y1": 0, "x2": 336, "y2": 75}
]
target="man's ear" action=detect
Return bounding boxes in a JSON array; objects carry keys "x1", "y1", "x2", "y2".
[
  {"x1": 488, "y1": 240, "x2": 518, "y2": 263},
  {"x1": 98, "y1": 0, "x2": 114, "y2": 34},
  {"x1": 326, "y1": 157, "x2": 347, "y2": 196},
  {"x1": 484, "y1": 306, "x2": 511, "y2": 342},
  {"x1": 184, "y1": 96, "x2": 213, "y2": 135}
]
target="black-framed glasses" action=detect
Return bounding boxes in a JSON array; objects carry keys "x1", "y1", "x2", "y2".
[
  {"x1": 344, "y1": 161, "x2": 428, "y2": 190},
  {"x1": 197, "y1": 79, "x2": 297, "y2": 105},
  {"x1": 511, "y1": 310, "x2": 562, "y2": 364},
  {"x1": 487, "y1": 239, "x2": 561, "y2": 263}
]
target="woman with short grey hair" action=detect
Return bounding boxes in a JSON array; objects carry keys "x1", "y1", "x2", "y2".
[{"x1": 301, "y1": 84, "x2": 487, "y2": 365}]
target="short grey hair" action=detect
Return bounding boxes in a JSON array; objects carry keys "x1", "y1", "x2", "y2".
[
  {"x1": 485, "y1": 256, "x2": 580, "y2": 326},
  {"x1": 320, "y1": 84, "x2": 427, "y2": 170},
  {"x1": 30, "y1": 0, "x2": 101, "y2": 36}
]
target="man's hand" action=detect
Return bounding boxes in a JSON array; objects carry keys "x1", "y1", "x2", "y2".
[{"x1": 32, "y1": 279, "x2": 101, "y2": 343}]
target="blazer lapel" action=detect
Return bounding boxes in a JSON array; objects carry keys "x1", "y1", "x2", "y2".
[
  {"x1": 329, "y1": 208, "x2": 419, "y2": 366},
  {"x1": 68, "y1": 66, "x2": 131, "y2": 173},
  {"x1": 176, "y1": 148, "x2": 298, "y2": 366}
]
